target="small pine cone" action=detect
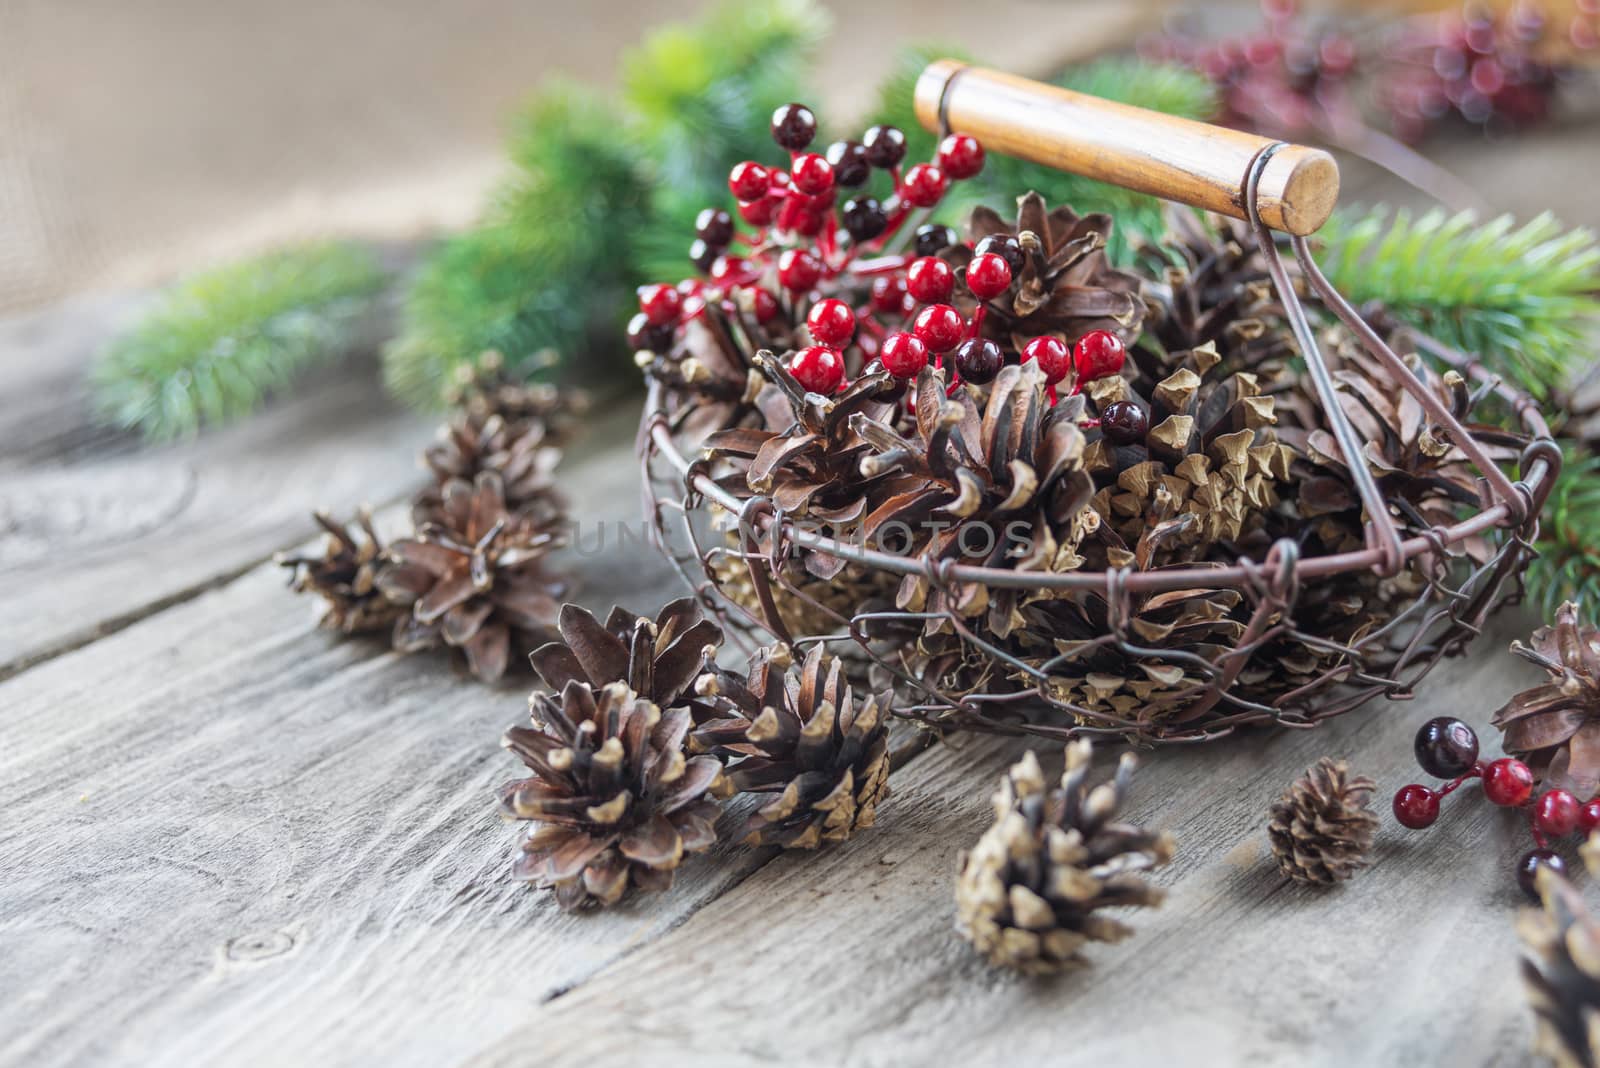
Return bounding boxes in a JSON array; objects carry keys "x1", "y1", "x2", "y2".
[
  {"x1": 277, "y1": 509, "x2": 403, "y2": 635},
  {"x1": 500, "y1": 680, "x2": 723, "y2": 910},
  {"x1": 528, "y1": 598, "x2": 723, "y2": 714},
  {"x1": 956, "y1": 739, "x2": 1174, "y2": 974},
  {"x1": 1266, "y1": 758, "x2": 1378, "y2": 885},
  {"x1": 443, "y1": 349, "x2": 588, "y2": 446},
  {"x1": 414, "y1": 414, "x2": 566, "y2": 527},
  {"x1": 1519, "y1": 865, "x2": 1600, "y2": 1068},
  {"x1": 691, "y1": 644, "x2": 891, "y2": 849}
]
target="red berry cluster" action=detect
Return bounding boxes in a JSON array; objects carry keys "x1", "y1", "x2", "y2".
[
  {"x1": 627, "y1": 102, "x2": 1130, "y2": 409},
  {"x1": 1394, "y1": 715, "x2": 1599, "y2": 899}
]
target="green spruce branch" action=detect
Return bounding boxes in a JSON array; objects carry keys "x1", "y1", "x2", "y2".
[
  {"x1": 1531, "y1": 445, "x2": 1600, "y2": 616},
  {"x1": 93, "y1": 242, "x2": 386, "y2": 440}
]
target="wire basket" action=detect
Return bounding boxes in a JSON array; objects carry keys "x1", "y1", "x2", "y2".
[{"x1": 637, "y1": 62, "x2": 1560, "y2": 746}]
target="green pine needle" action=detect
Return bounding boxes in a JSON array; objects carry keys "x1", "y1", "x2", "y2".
[
  {"x1": 1530, "y1": 445, "x2": 1600, "y2": 616},
  {"x1": 1314, "y1": 207, "x2": 1600, "y2": 401},
  {"x1": 93, "y1": 242, "x2": 386, "y2": 440}
]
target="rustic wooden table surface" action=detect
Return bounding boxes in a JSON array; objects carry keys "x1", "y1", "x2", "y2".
[{"x1": 3, "y1": 119, "x2": 1599, "y2": 1068}]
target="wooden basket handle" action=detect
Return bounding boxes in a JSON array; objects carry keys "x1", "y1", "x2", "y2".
[{"x1": 914, "y1": 60, "x2": 1340, "y2": 236}]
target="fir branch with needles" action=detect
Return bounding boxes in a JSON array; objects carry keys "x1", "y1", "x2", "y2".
[
  {"x1": 1531, "y1": 445, "x2": 1600, "y2": 617},
  {"x1": 93, "y1": 242, "x2": 387, "y2": 440}
]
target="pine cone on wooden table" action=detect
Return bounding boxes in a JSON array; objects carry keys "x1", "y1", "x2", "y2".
[
  {"x1": 276, "y1": 509, "x2": 403, "y2": 636},
  {"x1": 1267, "y1": 758, "x2": 1379, "y2": 885},
  {"x1": 528, "y1": 598, "x2": 723, "y2": 715},
  {"x1": 1495, "y1": 601, "x2": 1600, "y2": 799},
  {"x1": 415, "y1": 413, "x2": 567, "y2": 526},
  {"x1": 443, "y1": 349, "x2": 588, "y2": 445},
  {"x1": 500, "y1": 680, "x2": 723, "y2": 909},
  {"x1": 956, "y1": 739, "x2": 1174, "y2": 974}
]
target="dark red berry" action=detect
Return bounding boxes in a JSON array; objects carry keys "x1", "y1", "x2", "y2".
[
  {"x1": 1393, "y1": 784, "x2": 1441, "y2": 829},
  {"x1": 862, "y1": 124, "x2": 907, "y2": 168},
  {"x1": 1483, "y1": 757, "x2": 1535, "y2": 807},
  {"x1": 974, "y1": 234, "x2": 1024, "y2": 277},
  {"x1": 626, "y1": 312, "x2": 674, "y2": 353},
  {"x1": 871, "y1": 275, "x2": 908, "y2": 313},
  {"x1": 1022, "y1": 336, "x2": 1071, "y2": 384},
  {"x1": 1581, "y1": 799, "x2": 1600, "y2": 834},
  {"x1": 953, "y1": 338, "x2": 1002, "y2": 384},
  {"x1": 770, "y1": 103, "x2": 817, "y2": 151},
  {"x1": 737, "y1": 196, "x2": 778, "y2": 226},
  {"x1": 689, "y1": 239, "x2": 718, "y2": 273},
  {"x1": 840, "y1": 197, "x2": 888, "y2": 242},
  {"x1": 912, "y1": 304, "x2": 964, "y2": 354},
  {"x1": 1414, "y1": 716, "x2": 1480, "y2": 779},
  {"x1": 1074, "y1": 330, "x2": 1126, "y2": 383},
  {"x1": 729, "y1": 160, "x2": 770, "y2": 201},
  {"x1": 1101, "y1": 400, "x2": 1149, "y2": 445},
  {"x1": 1517, "y1": 849, "x2": 1565, "y2": 901},
  {"x1": 937, "y1": 133, "x2": 985, "y2": 179},
  {"x1": 879, "y1": 332, "x2": 927, "y2": 378},
  {"x1": 637, "y1": 283, "x2": 682, "y2": 327},
  {"x1": 907, "y1": 257, "x2": 954, "y2": 303},
  {"x1": 777, "y1": 248, "x2": 822, "y2": 294},
  {"x1": 825, "y1": 141, "x2": 871, "y2": 188},
  {"x1": 694, "y1": 208, "x2": 734, "y2": 248},
  {"x1": 965, "y1": 253, "x2": 1012, "y2": 301},
  {"x1": 789, "y1": 345, "x2": 845, "y2": 395},
  {"x1": 900, "y1": 163, "x2": 948, "y2": 208},
  {"x1": 914, "y1": 224, "x2": 958, "y2": 258},
  {"x1": 745, "y1": 287, "x2": 780, "y2": 324},
  {"x1": 1535, "y1": 789, "x2": 1582, "y2": 837},
  {"x1": 791, "y1": 153, "x2": 834, "y2": 196},
  {"x1": 806, "y1": 299, "x2": 855, "y2": 348}
]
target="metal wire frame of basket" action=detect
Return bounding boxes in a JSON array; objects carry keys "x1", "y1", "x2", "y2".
[{"x1": 634, "y1": 68, "x2": 1562, "y2": 747}]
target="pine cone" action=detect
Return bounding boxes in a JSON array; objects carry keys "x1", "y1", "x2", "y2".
[
  {"x1": 692, "y1": 643, "x2": 891, "y2": 848},
  {"x1": 1494, "y1": 602, "x2": 1600, "y2": 798},
  {"x1": 528, "y1": 598, "x2": 723, "y2": 714},
  {"x1": 1266, "y1": 758, "x2": 1378, "y2": 885},
  {"x1": 1519, "y1": 864, "x2": 1600, "y2": 1068},
  {"x1": 414, "y1": 413, "x2": 566, "y2": 526},
  {"x1": 956, "y1": 739, "x2": 1174, "y2": 973},
  {"x1": 643, "y1": 301, "x2": 790, "y2": 444},
  {"x1": 500, "y1": 680, "x2": 723, "y2": 909},
  {"x1": 380, "y1": 471, "x2": 569, "y2": 682},
  {"x1": 276, "y1": 509, "x2": 402, "y2": 635},
  {"x1": 941, "y1": 192, "x2": 1146, "y2": 357},
  {"x1": 443, "y1": 349, "x2": 588, "y2": 446}
]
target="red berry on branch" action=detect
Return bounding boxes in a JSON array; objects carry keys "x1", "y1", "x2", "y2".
[
  {"x1": 626, "y1": 312, "x2": 674, "y2": 353},
  {"x1": 937, "y1": 134, "x2": 985, "y2": 179},
  {"x1": 637, "y1": 283, "x2": 682, "y2": 327},
  {"x1": 709, "y1": 255, "x2": 747, "y2": 286},
  {"x1": 789, "y1": 345, "x2": 845, "y2": 395},
  {"x1": 738, "y1": 196, "x2": 778, "y2": 226},
  {"x1": 777, "y1": 249, "x2": 822, "y2": 294},
  {"x1": 870, "y1": 275, "x2": 908, "y2": 313},
  {"x1": 791, "y1": 209, "x2": 827, "y2": 238},
  {"x1": 770, "y1": 102, "x2": 817, "y2": 151},
  {"x1": 1482, "y1": 757, "x2": 1535, "y2": 807},
  {"x1": 729, "y1": 161, "x2": 770, "y2": 201},
  {"x1": 953, "y1": 338, "x2": 1002, "y2": 384},
  {"x1": 965, "y1": 253, "x2": 1013, "y2": 301},
  {"x1": 1581, "y1": 799, "x2": 1600, "y2": 834},
  {"x1": 1073, "y1": 330, "x2": 1126, "y2": 382},
  {"x1": 912, "y1": 304, "x2": 965, "y2": 354},
  {"x1": 1022, "y1": 336, "x2": 1071, "y2": 384},
  {"x1": 900, "y1": 163, "x2": 948, "y2": 208},
  {"x1": 906, "y1": 257, "x2": 954, "y2": 303},
  {"x1": 745, "y1": 287, "x2": 780, "y2": 324},
  {"x1": 1534, "y1": 789, "x2": 1581, "y2": 837},
  {"x1": 1517, "y1": 849, "x2": 1565, "y2": 901},
  {"x1": 791, "y1": 153, "x2": 834, "y2": 196},
  {"x1": 807, "y1": 299, "x2": 855, "y2": 348},
  {"x1": 1393, "y1": 784, "x2": 1441, "y2": 829},
  {"x1": 879, "y1": 332, "x2": 928, "y2": 379}
]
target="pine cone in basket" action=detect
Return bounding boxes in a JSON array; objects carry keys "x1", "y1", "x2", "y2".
[
  {"x1": 1519, "y1": 863, "x2": 1600, "y2": 1068},
  {"x1": 528, "y1": 598, "x2": 723, "y2": 715},
  {"x1": 1494, "y1": 601, "x2": 1600, "y2": 799},
  {"x1": 276, "y1": 509, "x2": 403, "y2": 635},
  {"x1": 642, "y1": 300, "x2": 791, "y2": 445},
  {"x1": 1266, "y1": 758, "x2": 1378, "y2": 885},
  {"x1": 500, "y1": 679, "x2": 723, "y2": 909},
  {"x1": 940, "y1": 192, "x2": 1146, "y2": 357},
  {"x1": 957, "y1": 740, "x2": 1174, "y2": 973},
  {"x1": 380, "y1": 471, "x2": 568, "y2": 682},
  {"x1": 691, "y1": 643, "x2": 891, "y2": 848}
]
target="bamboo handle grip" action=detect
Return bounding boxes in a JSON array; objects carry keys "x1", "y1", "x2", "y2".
[{"x1": 914, "y1": 60, "x2": 1340, "y2": 236}]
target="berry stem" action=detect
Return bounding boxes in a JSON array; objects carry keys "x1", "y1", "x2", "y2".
[{"x1": 967, "y1": 305, "x2": 987, "y2": 341}]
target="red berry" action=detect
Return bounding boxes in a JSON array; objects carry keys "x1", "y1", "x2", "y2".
[
  {"x1": 937, "y1": 134, "x2": 985, "y2": 179},
  {"x1": 906, "y1": 257, "x2": 954, "y2": 304},
  {"x1": 1022, "y1": 336, "x2": 1072, "y2": 383},
  {"x1": 1482, "y1": 757, "x2": 1535, "y2": 807},
  {"x1": 738, "y1": 196, "x2": 778, "y2": 226},
  {"x1": 1581, "y1": 799, "x2": 1600, "y2": 834},
  {"x1": 900, "y1": 163, "x2": 948, "y2": 208},
  {"x1": 637, "y1": 283, "x2": 682, "y2": 327},
  {"x1": 870, "y1": 275, "x2": 908, "y2": 313},
  {"x1": 879, "y1": 332, "x2": 928, "y2": 378},
  {"x1": 709, "y1": 255, "x2": 747, "y2": 286},
  {"x1": 791, "y1": 209, "x2": 827, "y2": 238},
  {"x1": 791, "y1": 153, "x2": 834, "y2": 196},
  {"x1": 729, "y1": 161, "x2": 770, "y2": 201},
  {"x1": 789, "y1": 345, "x2": 845, "y2": 395},
  {"x1": 745, "y1": 287, "x2": 780, "y2": 324},
  {"x1": 806, "y1": 299, "x2": 855, "y2": 348},
  {"x1": 777, "y1": 249, "x2": 822, "y2": 294},
  {"x1": 965, "y1": 253, "x2": 1012, "y2": 301},
  {"x1": 1073, "y1": 330, "x2": 1126, "y2": 382},
  {"x1": 912, "y1": 304, "x2": 965, "y2": 354},
  {"x1": 1535, "y1": 789, "x2": 1581, "y2": 836},
  {"x1": 1393, "y1": 784, "x2": 1441, "y2": 829}
]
